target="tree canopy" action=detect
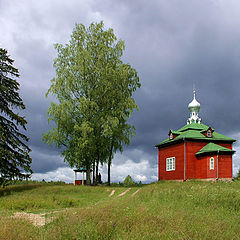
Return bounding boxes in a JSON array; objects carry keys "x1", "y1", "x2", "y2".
[
  {"x1": 0, "y1": 48, "x2": 32, "y2": 186},
  {"x1": 43, "y1": 21, "x2": 140, "y2": 184},
  {"x1": 123, "y1": 175, "x2": 136, "y2": 186}
]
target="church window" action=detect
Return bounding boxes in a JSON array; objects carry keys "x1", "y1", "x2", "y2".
[
  {"x1": 169, "y1": 133, "x2": 173, "y2": 140},
  {"x1": 210, "y1": 157, "x2": 214, "y2": 170},
  {"x1": 207, "y1": 130, "x2": 212, "y2": 137},
  {"x1": 166, "y1": 157, "x2": 175, "y2": 171}
]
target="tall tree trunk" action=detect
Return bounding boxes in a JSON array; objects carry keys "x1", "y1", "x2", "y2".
[
  {"x1": 92, "y1": 159, "x2": 95, "y2": 185},
  {"x1": 95, "y1": 151, "x2": 99, "y2": 185},
  {"x1": 107, "y1": 159, "x2": 111, "y2": 186},
  {"x1": 107, "y1": 138, "x2": 114, "y2": 186},
  {"x1": 86, "y1": 165, "x2": 91, "y2": 185}
]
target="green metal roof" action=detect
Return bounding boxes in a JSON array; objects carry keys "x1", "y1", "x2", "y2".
[
  {"x1": 155, "y1": 122, "x2": 235, "y2": 148},
  {"x1": 200, "y1": 128, "x2": 214, "y2": 133},
  {"x1": 170, "y1": 130, "x2": 181, "y2": 135},
  {"x1": 177, "y1": 123, "x2": 209, "y2": 132},
  {"x1": 195, "y1": 142, "x2": 235, "y2": 156}
]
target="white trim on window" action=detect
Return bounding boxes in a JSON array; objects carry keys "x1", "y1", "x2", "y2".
[
  {"x1": 166, "y1": 157, "x2": 175, "y2": 171},
  {"x1": 210, "y1": 157, "x2": 214, "y2": 170},
  {"x1": 207, "y1": 130, "x2": 212, "y2": 137}
]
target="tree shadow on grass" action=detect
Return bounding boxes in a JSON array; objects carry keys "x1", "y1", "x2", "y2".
[{"x1": 0, "y1": 184, "x2": 44, "y2": 197}]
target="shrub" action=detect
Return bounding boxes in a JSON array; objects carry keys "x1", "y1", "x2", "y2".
[
  {"x1": 123, "y1": 175, "x2": 136, "y2": 187},
  {"x1": 234, "y1": 169, "x2": 240, "y2": 181}
]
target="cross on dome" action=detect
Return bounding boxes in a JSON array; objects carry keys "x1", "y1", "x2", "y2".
[{"x1": 187, "y1": 89, "x2": 201, "y2": 124}]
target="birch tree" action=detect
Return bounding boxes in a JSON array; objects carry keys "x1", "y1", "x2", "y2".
[{"x1": 43, "y1": 22, "x2": 140, "y2": 185}]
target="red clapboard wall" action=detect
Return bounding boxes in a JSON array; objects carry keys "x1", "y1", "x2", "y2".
[{"x1": 158, "y1": 140, "x2": 234, "y2": 181}]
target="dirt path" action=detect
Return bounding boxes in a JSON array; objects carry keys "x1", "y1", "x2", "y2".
[
  {"x1": 12, "y1": 210, "x2": 63, "y2": 227},
  {"x1": 109, "y1": 190, "x2": 115, "y2": 197},
  {"x1": 13, "y1": 212, "x2": 48, "y2": 227},
  {"x1": 131, "y1": 189, "x2": 140, "y2": 197},
  {"x1": 118, "y1": 188, "x2": 131, "y2": 197},
  {"x1": 11, "y1": 188, "x2": 140, "y2": 226}
]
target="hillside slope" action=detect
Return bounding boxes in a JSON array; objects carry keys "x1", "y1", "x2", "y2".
[{"x1": 0, "y1": 181, "x2": 240, "y2": 239}]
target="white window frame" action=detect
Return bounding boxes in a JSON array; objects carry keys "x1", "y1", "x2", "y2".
[
  {"x1": 210, "y1": 157, "x2": 214, "y2": 170},
  {"x1": 207, "y1": 130, "x2": 212, "y2": 137},
  {"x1": 169, "y1": 133, "x2": 173, "y2": 140},
  {"x1": 166, "y1": 157, "x2": 175, "y2": 171}
]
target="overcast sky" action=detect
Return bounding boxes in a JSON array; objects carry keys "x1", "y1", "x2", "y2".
[{"x1": 1, "y1": 0, "x2": 240, "y2": 183}]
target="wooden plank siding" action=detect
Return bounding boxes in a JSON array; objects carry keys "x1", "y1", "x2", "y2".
[
  {"x1": 158, "y1": 140, "x2": 233, "y2": 181},
  {"x1": 158, "y1": 143, "x2": 184, "y2": 180}
]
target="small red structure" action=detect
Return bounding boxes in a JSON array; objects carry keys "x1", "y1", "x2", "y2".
[
  {"x1": 155, "y1": 91, "x2": 235, "y2": 181},
  {"x1": 74, "y1": 168, "x2": 92, "y2": 185}
]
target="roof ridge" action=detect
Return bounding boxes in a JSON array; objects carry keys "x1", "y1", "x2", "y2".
[
  {"x1": 177, "y1": 122, "x2": 209, "y2": 132},
  {"x1": 155, "y1": 126, "x2": 236, "y2": 148}
]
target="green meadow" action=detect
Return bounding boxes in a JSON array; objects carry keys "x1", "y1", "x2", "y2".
[{"x1": 0, "y1": 181, "x2": 240, "y2": 239}]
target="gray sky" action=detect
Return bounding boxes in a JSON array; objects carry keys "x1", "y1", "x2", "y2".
[{"x1": 1, "y1": 0, "x2": 240, "y2": 183}]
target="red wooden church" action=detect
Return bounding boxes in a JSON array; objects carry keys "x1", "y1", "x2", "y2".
[{"x1": 155, "y1": 91, "x2": 235, "y2": 181}]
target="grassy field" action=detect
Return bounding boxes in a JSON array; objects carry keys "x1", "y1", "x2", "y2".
[{"x1": 0, "y1": 181, "x2": 240, "y2": 239}]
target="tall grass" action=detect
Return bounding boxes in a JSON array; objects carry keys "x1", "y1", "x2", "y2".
[
  {"x1": 0, "y1": 184, "x2": 130, "y2": 213},
  {"x1": 1, "y1": 181, "x2": 240, "y2": 239}
]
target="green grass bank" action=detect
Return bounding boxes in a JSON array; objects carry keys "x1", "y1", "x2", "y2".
[{"x1": 0, "y1": 181, "x2": 240, "y2": 239}]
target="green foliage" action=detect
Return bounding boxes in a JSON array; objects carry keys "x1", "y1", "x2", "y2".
[
  {"x1": 7, "y1": 180, "x2": 40, "y2": 186},
  {"x1": 0, "y1": 48, "x2": 32, "y2": 186},
  {"x1": 6, "y1": 180, "x2": 67, "y2": 186},
  {"x1": 43, "y1": 21, "x2": 140, "y2": 184},
  {"x1": 234, "y1": 168, "x2": 240, "y2": 181},
  {"x1": 123, "y1": 175, "x2": 136, "y2": 186}
]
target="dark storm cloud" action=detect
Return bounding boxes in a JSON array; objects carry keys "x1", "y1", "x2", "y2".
[
  {"x1": 102, "y1": 0, "x2": 240, "y2": 169},
  {"x1": 1, "y1": 0, "x2": 240, "y2": 178},
  {"x1": 30, "y1": 146, "x2": 67, "y2": 173}
]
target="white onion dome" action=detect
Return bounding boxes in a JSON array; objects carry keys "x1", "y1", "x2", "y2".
[
  {"x1": 188, "y1": 90, "x2": 200, "y2": 110},
  {"x1": 187, "y1": 89, "x2": 201, "y2": 124}
]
